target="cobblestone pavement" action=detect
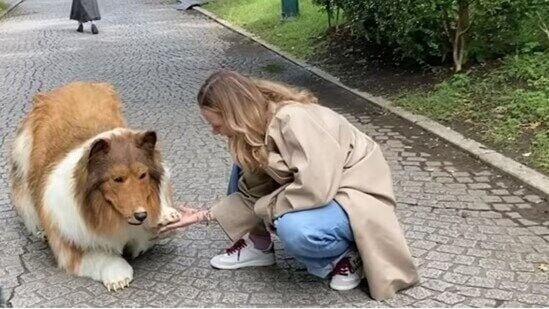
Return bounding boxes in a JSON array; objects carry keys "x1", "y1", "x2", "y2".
[{"x1": 1, "y1": 0, "x2": 548, "y2": 307}]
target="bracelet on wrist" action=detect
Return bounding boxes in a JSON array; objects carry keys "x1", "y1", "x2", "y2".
[{"x1": 199, "y1": 209, "x2": 214, "y2": 226}]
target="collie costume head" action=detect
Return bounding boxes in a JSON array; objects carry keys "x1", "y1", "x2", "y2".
[{"x1": 76, "y1": 130, "x2": 163, "y2": 232}]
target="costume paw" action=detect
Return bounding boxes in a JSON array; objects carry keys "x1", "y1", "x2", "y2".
[
  {"x1": 35, "y1": 230, "x2": 47, "y2": 242},
  {"x1": 105, "y1": 278, "x2": 131, "y2": 292},
  {"x1": 158, "y1": 207, "x2": 181, "y2": 226},
  {"x1": 101, "y1": 259, "x2": 133, "y2": 292}
]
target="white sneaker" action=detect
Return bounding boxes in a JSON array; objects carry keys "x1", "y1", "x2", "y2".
[
  {"x1": 210, "y1": 237, "x2": 275, "y2": 270},
  {"x1": 329, "y1": 250, "x2": 363, "y2": 291}
]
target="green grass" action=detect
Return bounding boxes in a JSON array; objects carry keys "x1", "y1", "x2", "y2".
[
  {"x1": 204, "y1": 0, "x2": 329, "y2": 58},
  {"x1": 396, "y1": 52, "x2": 549, "y2": 172},
  {"x1": 0, "y1": 1, "x2": 9, "y2": 12}
]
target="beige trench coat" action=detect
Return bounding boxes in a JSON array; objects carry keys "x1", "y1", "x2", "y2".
[{"x1": 211, "y1": 103, "x2": 419, "y2": 300}]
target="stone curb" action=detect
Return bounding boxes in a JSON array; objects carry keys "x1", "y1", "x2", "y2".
[
  {"x1": 200, "y1": 7, "x2": 549, "y2": 198},
  {"x1": 0, "y1": 0, "x2": 24, "y2": 20}
]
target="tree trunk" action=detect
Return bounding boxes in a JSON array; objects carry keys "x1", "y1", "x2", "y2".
[
  {"x1": 326, "y1": 2, "x2": 332, "y2": 28},
  {"x1": 537, "y1": 12, "x2": 549, "y2": 41},
  {"x1": 453, "y1": 0, "x2": 472, "y2": 72},
  {"x1": 335, "y1": 6, "x2": 340, "y2": 31}
]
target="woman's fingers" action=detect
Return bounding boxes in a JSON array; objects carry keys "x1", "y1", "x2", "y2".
[
  {"x1": 159, "y1": 220, "x2": 188, "y2": 232},
  {"x1": 156, "y1": 204, "x2": 207, "y2": 234},
  {"x1": 158, "y1": 212, "x2": 199, "y2": 233},
  {"x1": 158, "y1": 222, "x2": 183, "y2": 233},
  {"x1": 158, "y1": 224, "x2": 186, "y2": 234},
  {"x1": 178, "y1": 205, "x2": 199, "y2": 214}
]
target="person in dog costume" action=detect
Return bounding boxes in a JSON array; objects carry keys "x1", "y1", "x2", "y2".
[{"x1": 161, "y1": 70, "x2": 419, "y2": 300}]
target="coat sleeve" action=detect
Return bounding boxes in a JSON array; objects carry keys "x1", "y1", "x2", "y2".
[
  {"x1": 259, "y1": 108, "x2": 347, "y2": 217},
  {"x1": 211, "y1": 193, "x2": 265, "y2": 241},
  {"x1": 212, "y1": 166, "x2": 282, "y2": 241}
]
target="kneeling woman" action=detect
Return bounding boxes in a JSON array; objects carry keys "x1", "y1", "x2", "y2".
[{"x1": 161, "y1": 70, "x2": 419, "y2": 300}]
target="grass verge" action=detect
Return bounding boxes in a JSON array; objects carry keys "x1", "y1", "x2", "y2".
[
  {"x1": 0, "y1": 1, "x2": 9, "y2": 12},
  {"x1": 204, "y1": 0, "x2": 329, "y2": 58},
  {"x1": 395, "y1": 52, "x2": 549, "y2": 172}
]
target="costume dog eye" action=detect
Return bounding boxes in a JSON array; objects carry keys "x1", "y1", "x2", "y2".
[
  {"x1": 139, "y1": 172, "x2": 147, "y2": 179},
  {"x1": 114, "y1": 176, "x2": 124, "y2": 183}
]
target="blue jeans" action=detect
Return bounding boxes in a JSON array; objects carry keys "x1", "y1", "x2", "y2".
[
  {"x1": 274, "y1": 200, "x2": 355, "y2": 278},
  {"x1": 228, "y1": 165, "x2": 354, "y2": 278}
]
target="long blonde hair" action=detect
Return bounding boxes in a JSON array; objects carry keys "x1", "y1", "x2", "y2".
[{"x1": 197, "y1": 70, "x2": 317, "y2": 171}]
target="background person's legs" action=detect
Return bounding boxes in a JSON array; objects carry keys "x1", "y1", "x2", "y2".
[
  {"x1": 70, "y1": 0, "x2": 100, "y2": 34},
  {"x1": 90, "y1": 21, "x2": 98, "y2": 34}
]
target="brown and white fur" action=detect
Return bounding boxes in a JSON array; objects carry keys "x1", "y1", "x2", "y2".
[{"x1": 9, "y1": 82, "x2": 181, "y2": 291}]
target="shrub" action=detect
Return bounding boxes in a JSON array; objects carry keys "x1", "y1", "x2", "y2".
[{"x1": 313, "y1": 0, "x2": 549, "y2": 71}]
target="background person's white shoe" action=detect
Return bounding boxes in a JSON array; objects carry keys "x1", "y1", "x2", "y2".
[
  {"x1": 329, "y1": 250, "x2": 363, "y2": 291},
  {"x1": 210, "y1": 237, "x2": 275, "y2": 270}
]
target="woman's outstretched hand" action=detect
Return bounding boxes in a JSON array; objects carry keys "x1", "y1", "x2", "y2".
[{"x1": 158, "y1": 205, "x2": 208, "y2": 234}]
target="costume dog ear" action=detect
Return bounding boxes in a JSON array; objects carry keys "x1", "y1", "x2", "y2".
[
  {"x1": 89, "y1": 138, "x2": 110, "y2": 159},
  {"x1": 136, "y1": 131, "x2": 157, "y2": 154}
]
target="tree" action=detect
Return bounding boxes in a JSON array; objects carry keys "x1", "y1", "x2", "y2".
[{"x1": 441, "y1": 0, "x2": 475, "y2": 72}]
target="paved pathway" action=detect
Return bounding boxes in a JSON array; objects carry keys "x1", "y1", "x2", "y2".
[{"x1": 0, "y1": 0, "x2": 548, "y2": 307}]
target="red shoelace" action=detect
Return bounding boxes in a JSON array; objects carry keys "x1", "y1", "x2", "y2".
[
  {"x1": 226, "y1": 239, "x2": 247, "y2": 255},
  {"x1": 331, "y1": 257, "x2": 354, "y2": 276}
]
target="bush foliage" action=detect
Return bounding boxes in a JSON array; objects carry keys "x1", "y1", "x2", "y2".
[{"x1": 313, "y1": 0, "x2": 549, "y2": 70}]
